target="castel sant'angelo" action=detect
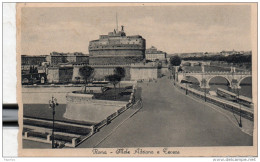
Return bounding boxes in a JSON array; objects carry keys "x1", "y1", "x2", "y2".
[{"x1": 88, "y1": 25, "x2": 146, "y2": 65}]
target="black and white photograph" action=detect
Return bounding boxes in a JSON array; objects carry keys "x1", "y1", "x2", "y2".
[{"x1": 17, "y1": 3, "x2": 257, "y2": 157}]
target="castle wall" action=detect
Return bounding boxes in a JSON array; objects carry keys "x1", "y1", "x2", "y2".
[
  {"x1": 47, "y1": 64, "x2": 158, "y2": 83},
  {"x1": 130, "y1": 67, "x2": 158, "y2": 81},
  {"x1": 72, "y1": 65, "x2": 131, "y2": 81},
  {"x1": 59, "y1": 67, "x2": 74, "y2": 83}
]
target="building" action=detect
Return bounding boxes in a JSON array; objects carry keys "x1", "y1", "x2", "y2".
[
  {"x1": 21, "y1": 55, "x2": 47, "y2": 74},
  {"x1": 50, "y1": 52, "x2": 67, "y2": 65},
  {"x1": 47, "y1": 66, "x2": 74, "y2": 83},
  {"x1": 75, "y1": 54, "x2": 90, "y2": 64},
  {"x1": 49, "y1": 52, "x2": 89, "y2": 65},
  {"x1": 220, "y1": 50, "x2": 252, "y2": 56},
  {"x1": 88, "y1": 25, "x2": 146, "y2": 65},
  {"x1": 21, "y1": 55, "x2": 47, "y2": 65},
  {"x1": 145, "y1": 46, "x2": 166, "y2": 61},
  {"x1": 220, "y1": 49, "x2": 241, "y2": 57}
]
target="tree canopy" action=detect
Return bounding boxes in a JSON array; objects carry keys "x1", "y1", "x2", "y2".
[
  {"x1": 170, "y1": 56, "x2": 182, "y2": 66},
  {"x1": 114, "y1": 67, "x2": 126, "y2": 79},
  {"x1": 79, "y1": 66, "x2": 94, "y2": 82},
  {"x1": 105, "y1": 74, "x2": 121, "y2": 87},
  {"x1": 182, "y1": 54, "x2": 251, "y2": 64},
  {"x1": 79, "y1": 66, "x2": 94, "y2": 93},
  {"x1": 29, "y1": 66, "x2": 38, "y2": 73}
]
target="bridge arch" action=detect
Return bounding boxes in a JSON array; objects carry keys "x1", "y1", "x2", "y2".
[
  {"x1": 207, "y1": 76, "x2": 231, "y2": 87},
  {"x1": 181, "y1": 75, "x2": 201, "y2": 85},
  {"x1": 238, "y1": 76, "x2": 252, "y2": 86}
]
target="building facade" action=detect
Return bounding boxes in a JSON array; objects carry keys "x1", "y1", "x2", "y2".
[
  {"x1": 21, "y1": 55, "x2": 47, "y2": 65},
  {"x1": 49, "y1": 52, "x2": 89, "y2": 65},
  {"x1": 47, "y1": 67, "x2": 74, "y2": 83},
  {"x1": 145, "y1": 46, "x2": 166, "y2": 61}
]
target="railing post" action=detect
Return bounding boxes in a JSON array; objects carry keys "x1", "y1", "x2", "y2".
[{"x1": 72, "y1": 138, "x2": 77, "y2": 147}]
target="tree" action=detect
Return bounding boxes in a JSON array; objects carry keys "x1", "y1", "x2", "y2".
[
  {"x1": 170, "y1": 56, "x2": 181, "y2": 77},
  {"x1": 114, "y1": 67, "x2": 126, "y2": 89},
  {"x1": 165, "y1": 59, "x2": 168, "y2": 65},
  {"x1": 79, "y1": 66, "x2": 94, "y2": 93},
  {"x1": 34, "y1": 67, "x2": 38, "y2": 73},
  {"x1": 75, "y1": 77, "x2": 80, "y2": 84},
  {"x1": 29, "y1": 66, "x2": 33, "y2": 73},
  {"x1": 114, "y1": 67, "x2": 126, "y2": 78},
  {"x1": 170, "y1": 56, "x2": 181, "y2": 66},
  {"x1": 105, "y1": 74, "x2": 121, "y2": 100}
]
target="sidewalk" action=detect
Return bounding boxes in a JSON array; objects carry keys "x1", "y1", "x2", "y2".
[
  {"x1": 174, "y1": 84, "x2": 254, "y2": 136},
  {"x1": 77, "y1": 104, "x2": 141, "y2": 148}
]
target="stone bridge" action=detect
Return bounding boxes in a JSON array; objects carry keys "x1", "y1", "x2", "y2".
[{"x1": 176, "y1": 70, "x2": 252, "y2": 89}]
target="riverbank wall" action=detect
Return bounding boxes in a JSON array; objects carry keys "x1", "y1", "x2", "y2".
[{"x1": 174, "y1": 82, "x2": 254, "y2": 121}]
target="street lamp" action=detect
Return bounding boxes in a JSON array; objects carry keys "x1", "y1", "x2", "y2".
[
  {"x1": 201, "y1": 78, "x2": 207, "y2": 102},
  {"x1": 201, "y1": 65, "x2": 206, "y2": 102},
  {"x1": 186, "y1": 82, "x2": 188, "y2": 95},
  {"x1": 236, "y1": 87, "x2": 242, "y2": 127},
  {"x1": 49, "y1": 96, "x2": 59, "y2": 148},
  {"x1": 232, "y1": 79, "x2": 242, "y2": 128}
]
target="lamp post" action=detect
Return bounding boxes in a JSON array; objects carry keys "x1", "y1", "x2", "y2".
[
  {"x1": 232, "y1": 79, "x2": 242, "y2": 128},
  {"x1": 49, "y1": 96, "x2": 59, "y2": 148},
  {"x1": 204, "y1": 87, "x2": 206, "y2": 102},
  {"x1": 186, "y1": 82, "x2": 188, "y2": 95},
  {"x1": 201, "y1": 65, "x2": 206, "y2": 102},
  {"x1": 236, "y1": 87, "x2": 242, "y2": 127},
  {"x1": 201, "y1": 78, "x2": 207, "y2": 102}
]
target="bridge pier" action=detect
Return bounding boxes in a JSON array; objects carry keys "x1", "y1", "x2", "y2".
[
  {"x1": 200, "y1": 84, "x2": 210, "y2": 89},
  {"x1": 200, "y1": 78, "x2": 210, "y2": 89},
  {"x1": 230, "y1": 79, "x2": 241, "y2": 90},
  {"x1": 230, "y1": 84, "x2": 241, "y2": 90}
]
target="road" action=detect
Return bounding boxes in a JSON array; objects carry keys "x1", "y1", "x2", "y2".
[{"x1": 94, "y1": 76, "x2": 252, "y2": 147}]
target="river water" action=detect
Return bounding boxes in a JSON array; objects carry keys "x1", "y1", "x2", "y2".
[{"x1": 182, "y1": 65, "x2": 252, "y2": 98}]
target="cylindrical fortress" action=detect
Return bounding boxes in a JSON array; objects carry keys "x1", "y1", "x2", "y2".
[{"x1": 88, "y1": 26, "x2": 146, "y2": 65}]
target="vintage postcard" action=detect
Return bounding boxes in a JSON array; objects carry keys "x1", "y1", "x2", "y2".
[{"x1": 17, "y1": 3, "x2": 257, "y2": 157}]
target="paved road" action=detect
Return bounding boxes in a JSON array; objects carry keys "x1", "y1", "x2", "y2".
[{"x1": 96, "y1": 77, "x2": 252, "y2": 147}]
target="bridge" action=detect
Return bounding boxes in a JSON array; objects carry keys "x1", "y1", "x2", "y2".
[{"x1": 175, "y1": 68, "x2": 252, "y2": 89}]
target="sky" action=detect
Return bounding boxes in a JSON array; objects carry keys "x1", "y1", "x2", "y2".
[{"x1": 21, "y1": 4, "x2": 252, "y2": 55}]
